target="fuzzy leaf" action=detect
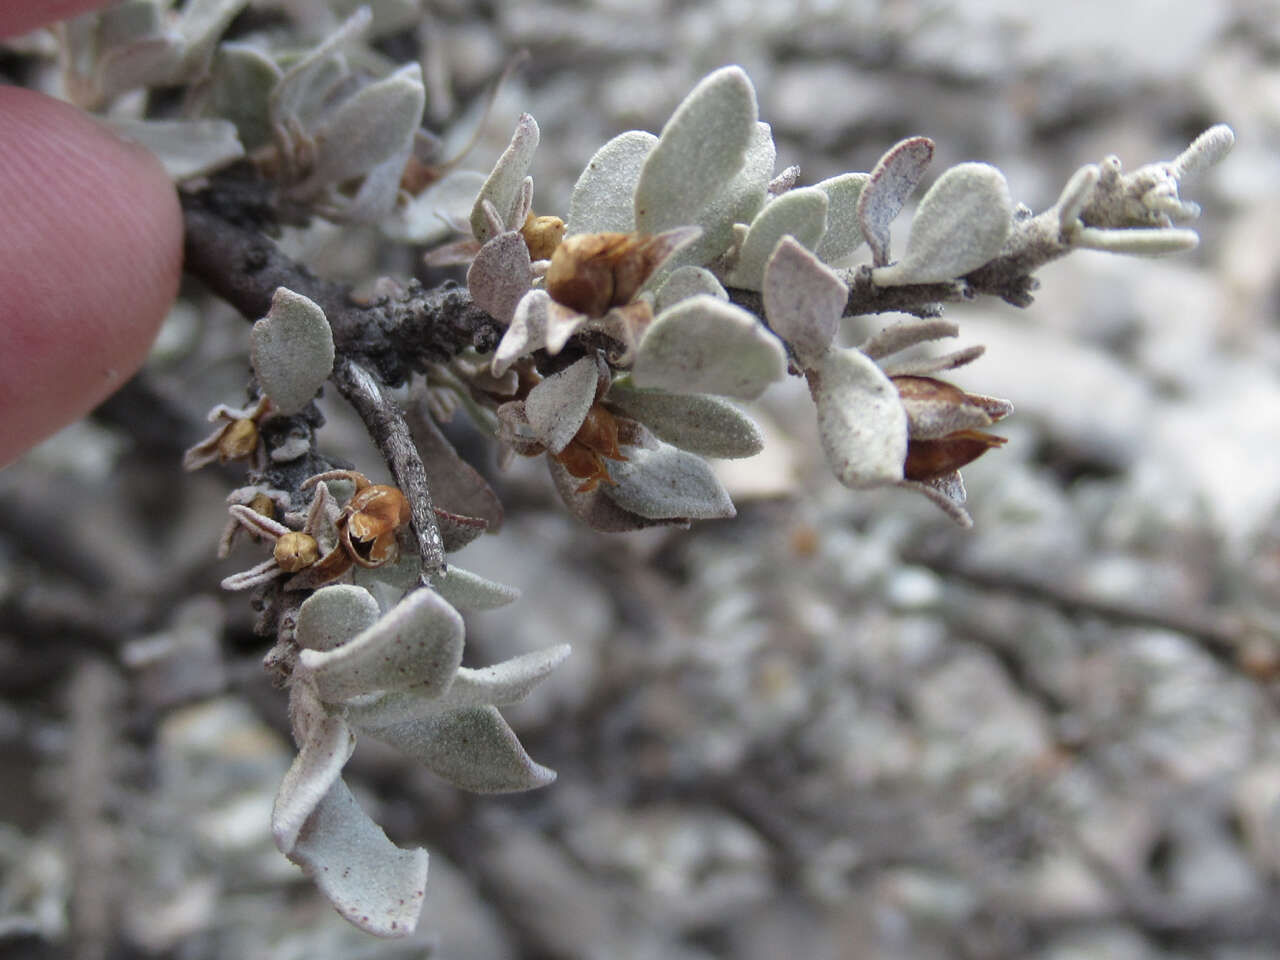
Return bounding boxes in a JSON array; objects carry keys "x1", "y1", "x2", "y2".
[
  {"x1": 634, "y1": 66, "x2": 758, "y2": 234},
  {"x1": 468, "y1": 232, "x2": 532, "y2": 325},
  {"x1": 429, "y1": 565, "x2": 521, "y2": 611},
  {"x1": 524, "y1": 355, "x2": 599, "y2": 453},
  {"x1": 175, "y1": 0, "x2": 248, "y2": 74},
  {"x1": 872, "y1": 162, "x2": 1012, "y2": 285},
  {"x1": 296, "y1": 585, "x2": 382, "y2": 653},
  {"x1": 408, "y1": 405, "x2": 504, "y2": 530},
  {"x1": 349, "y1": 645, "x2": 571, "y2": 729},
  {"x1": 858, "y1": 136, "x2": 935, "y2": 267},
  {"x1": 273, "y1": 707, "x2": 354, "y2": 854},
  {"x1": 806, "y1": 346, "x2": 907, "y2": 488},
  {"x1": 204, "y1": 43, "x2": 281, "y2": 151},
  {"x1": 1069, "y1": 225, "x2": 1199, "y2": 255},
  {"x1": 653, "y1": 121, "x2": 775, "y2": 282},
  {"x1": 547, "y1": 457, "x2": 689, "y2": 533},
  {"x1": 654, "y1": 265, "x2": 728, "y2": 313},
  {"x1": 366, "y1": 705, "x2": 556, "y2": 793},
  {"x1": 249, "y1": 287, "x2": 334, "y2": 415},
  {"x1": 605, "y1": 377, "x2": 763, "y2": 458},
  {"x1": 567, "y1": 130, "x2": 657, "y2": 235},
  {"x1": 304, "y1": 63, "x2": 425, "y2": 189},
  {"x1": 492, "y1": 290, "x2": 585, "y2": 376},
  {"x1": 287, "y1": 777, "x2": 428, "y2": 938},
  {"x1": 470, "y1": 114, "x2": 540, "y2": 243},
  {"x1": 901, "y1": 471, "x2": 972, "y2": 528},
  {"x1": 269, "y1": 8, "x2": 370, "y2": 125},
  {"x1": 730, "y1": 187, "x2": 829, "y2": 290},
  {"x1": 387, "y1": 169, "x2": 486, "y2": 244},
  {"x1": 860, "y1": 317, "x2": 960, "y2": 360},
  {"x1": 761, "y1": 236, "x2": 848, "y2": 368},
  {"x1": 632, "y1": 295, "x2": 786, "y2": 399},
  {"x1": 603, "y1": 441, "x2": 736, "y2": 520},
  {"x1": 299, "y1": 589, "x2": 465, "y2": 703},
  {"x1": 109, "y1": 117, "x2": 244, "y2": 179},
  {"x1": 814, "y1": 172, "x2": 870, "y2": 263}
]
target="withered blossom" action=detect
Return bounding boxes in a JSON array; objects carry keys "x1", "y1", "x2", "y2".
[{"x1": 182, "y1": 396, "x2": 274, "y2": 471}]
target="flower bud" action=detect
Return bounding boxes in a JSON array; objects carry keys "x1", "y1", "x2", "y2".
[{"x1": 274, "y1": 532, "x2": 320, "y2": 572}]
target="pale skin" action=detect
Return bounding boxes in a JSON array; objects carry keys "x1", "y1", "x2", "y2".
[{"x1": 0, "y1": 0, "x2": 183, "y2": 467}]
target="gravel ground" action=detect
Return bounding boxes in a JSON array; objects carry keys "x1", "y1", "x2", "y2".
[{"x1": 3, "y1": 2, "x2": 1280, "y2": 958}]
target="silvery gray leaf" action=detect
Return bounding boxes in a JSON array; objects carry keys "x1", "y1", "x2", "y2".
[
  {"x1": 1171, "y1": 124, "x2": 1235, "y2": 180},
  {"x1": 302, "y1": 63, "x2": 425, "y2": 191},
  {"x1": 96, "y1": 34, "x2": 184, "y2": 100},
  {"x1": 296, "y1": 585, "x2": 382, "y2": 653},
  {"x1": 633, "y1": 66, "x2": 757, "y2": 235},
  {"x1": 605, "y1": 377, "x2": 763, "y2": 458},
  {"x1": 108, "y1": 117, "x2": 244, "y2": 180},
  {"x1": 872, "y1": 162, "x2": 1013, "y2": 286},
  {"x1": 881, "y1": 343, "x2": 985, "y2": 377},
  {"x1": 204, "y1": 43, "x2": 281, "y2": 151},
  {"x1": 1055, "y1": 164, "x2": 1100, "y2": 229},
  {"x1": 429, "y1": 565, "x2": 521, "y2": 611},
  {"x1": 408, "y1": 402, "x2": 504, "y2": 530},
  {"x1": 270, "y1": 7, "x2": 371, "y2": 127},
  {"x1": 524, "y1": 355, "x2": 599, "y2": 453},
  {"x1": 632, "y1": 294, "x2": 786, "y2": 400},
  {"x1": 858, "y1": 136, "x2": 935, "y2": 267},
  {"x1": 273, "y1": 703, "x2": 354, "y2": 854},
  {"x1": 344, "y1": 144, "x2": 414, "y2": 222},
  {"x1": 652, "y1": 121, "x2": 776, "y2": 283},
  {"x1": 1068, "y1": 225, "x2": 1199, "y2": 255},
  {"x1": 859, "y1": 317, "x2": 960, "y2": 360},
  {"x1": 900, "y1": 471, "x2": 972, "y2": 528},
  {"x1": 286, "y1": 777, "x2": 428, "y2": 938},
  {"x1": 386, "y1": 169, "x2": 487, "y2": 244},
  {"x1": 654, "y1": 266, "x2": 728, "y2": 314},
  {"x1": 366, "y1": 705, "x2": 556, "y2": 793},
  {"x1": 813, "y1": 172, "x2": 870, "y2": 264},
  {"x1": 175, "y1": 0, "x2": 248, "y2": 74},
  {"x1": 729, "y1": 187, "x2": 830, "y2": 290},
  {"x1": 348, "y1": 645, "x2": 570, "y2": 729},
  {"x1": 806, "y1": 346, "x2": 907, "y2": 488},
  {"x1": 250, "y1": 287, "x2": 334, "y2": 415},
  {"x1": 491, "y1": 290, "x2": 585, "y2": 376},
  {"x1": 603, "y1": 441, "x2": 736, "y2": 520},
  {"x1": 470, "y1": 113, "x2": 540, "y2": 244},
  {"x1": 352, "y1": 548, "x2": 422, "y2": 592},
  {"x1": 467, "y1": 232, "x2": 532, "y2": 325},
  {"x1": 547, "y1": 457, "x2": 689, "y2": 533},
  {"x1": 512, "y1": 175, "x2": 534, "y2": 231},
  {"x1": 299, "y1": 588, "x2": 465, "y2": 703},
  {"x1": 761, "y1": 236, "x2": 848, "y2": 369},
  {"x1": 567, "y1": 130, "x2": 657, "y2": 235}
]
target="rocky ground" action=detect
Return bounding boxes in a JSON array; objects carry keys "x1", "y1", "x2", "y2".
[{"x1": 3, "y1": 1, "x2": 1280, "y2": 958}]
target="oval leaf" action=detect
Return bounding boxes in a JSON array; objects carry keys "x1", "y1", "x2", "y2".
[
  {"x1": 654, "y1": 265, "x2": 728, "y2": 313},
  {"x1": 872, "y1": 162, "x2": 1013, "y2": 286},
  {"x1": 761, "y1": 235, "x2": 848, "y2": 369},
  {"x1": 567, "y1": 130, "x2": 657, "y2": 235},
  {"x1": 632, "y1": 294, "x2": 786, "y2": 400},
  {"x1": 634, "y1": 66, "x2": 758, "y2": 234},
  {"x1": 603, "y1": 441, "x2": 736, "y2": 520},
  {"x1": 250, "y1": 286, "x2": 334, "y2": 415},
  {"x1": 429, "y1": 565, "x2": 521, "y2": 611},
  {"x1": 857, "y1": 136, "x2": 935, "y2": 267},
  {"x1": 525, "y1": 355, "x2": 602, "y2": 453},
  {"x1": 605, "y1": 378, "x2": 763, "y2": 458},
  {"x1": 730, "y1": 186, "x2": 829, "y2": 290},
  {"x1": 467, "y1": 231, "x2": 532, "y2": 324},
  {"x1": 296, "y1": 585, "x2": 382, "y2": 652},
  {"x1": 305, "y1": 63, "x2": 424, "y2": 189},
  {"x1": 805, "y1": 346, "x2": 907, "y2": 488},
  {"x1": 299, "y1": 588, "x2": 465, "y2": 703}
]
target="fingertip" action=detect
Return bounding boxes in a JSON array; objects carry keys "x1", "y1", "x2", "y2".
[{"x1": 0, "y1": 86, "x2": 182, "y2": 467}]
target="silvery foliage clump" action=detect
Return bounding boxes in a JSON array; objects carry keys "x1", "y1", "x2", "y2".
[{"x1": 62, "y1": 3, "x2": 1233, "y2": 940}]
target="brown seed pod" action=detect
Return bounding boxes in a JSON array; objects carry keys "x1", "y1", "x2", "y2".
[
  {"x1": 273, "y1": 531, "x2": 320, "y2": 572},
  {"x1": 551, "y1": 404, "x2": 630, "y2": 493},
  {"x1": 521, "y1": 212, "x2": 567, "y2": 260},
  {"x1": 217, "y1": 418, "x2": 260, "y2": 461},
  {"x1": 248, "y1": 492, "x2": 276, "y2": 518},
  {"x1": 903, "y1": 429, "x2": 1007, "y2": 482},
  {"x1": 342, "y1": 484, "x2": 411, "y2": 567},
  {"x1": 545, "y1": 232, "x2": 680, "y2": 317}
]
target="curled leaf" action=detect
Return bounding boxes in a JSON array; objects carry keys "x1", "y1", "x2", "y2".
[
  {"x1": 273, "y1": 704, "x2": 354, "y2": 854},
  {"x1": 858, "y1": 136, "x2": 935, "y2": 267}
]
